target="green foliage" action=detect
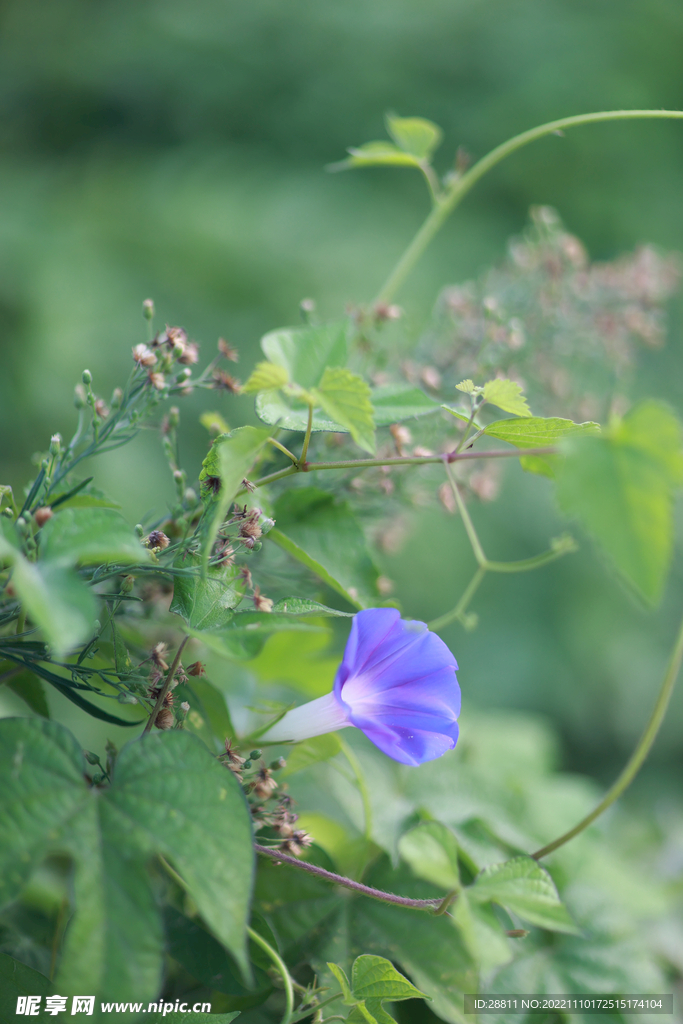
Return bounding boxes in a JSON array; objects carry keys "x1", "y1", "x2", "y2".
[
  {"x1": 200, "y1": 425, "x2": 270, "y2": 570},
  {"x1": 469, "y1": 856, "x2": 578, "y2": 933},
  {"x1": 261, "y1": 323, "x2": 348, "y2": 390},
  {"x1": 311, "y1": 367, "x2": 376, "y2": 454},
  {"x1": 555, "y1": 401, "x2": 683, "y2": 603},
  {"x1": 39, "y1": 508, "x2": 148, "y2": 566},
  {"x1": 270, "y1": 488, "x2": 379, "y2": 608},
  {"x1": 170, "y1": 554, "x2": 243, "y2": 630},
  {"x1": 397, "y1": 821, "x2": 461, "y2": 891},
  {"x1": 328, "y1": 954, "x2": 426, "y2": 1023},
  {"x1": 241, "y1": 361, "x2": 290, "y2": 395},
  {"x1": 482, "y1": 380, "x2": 532, "y2": 417},
  {"x1": 0, "y1": 719, "x2": 254, "y2": 1001},
  {"x1": 386, "y1": 113, "x2": 444, "y2": 161},
  {"x1": 484, "y1": 416, "x2": 600, "y2": 476}
]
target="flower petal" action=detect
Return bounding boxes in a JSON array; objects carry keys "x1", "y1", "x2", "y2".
[{"x1": 352, "y1": 711, "x2": 459, "y2": 766}]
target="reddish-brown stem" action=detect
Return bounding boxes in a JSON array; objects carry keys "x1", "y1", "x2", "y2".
[{"x1": 254, "y1": 843, "x2": 444, "y2": 911}]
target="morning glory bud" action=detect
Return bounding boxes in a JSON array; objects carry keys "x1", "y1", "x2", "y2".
[{"x1": 261, "y1": 608, "x2": 460, "y2": 766}]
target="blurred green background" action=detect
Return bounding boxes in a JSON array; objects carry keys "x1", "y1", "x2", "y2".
[{"x1": 2, "y1": 0, "x2": 683, "y2": 793}]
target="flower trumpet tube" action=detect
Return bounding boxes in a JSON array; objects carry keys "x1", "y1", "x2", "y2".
[{"x1": 261, "y1": 608, "x2": 460, "y2": 766}]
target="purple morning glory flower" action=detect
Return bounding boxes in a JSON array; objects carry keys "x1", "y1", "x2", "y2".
[{"x1": 261, "y1": 608, "x2": 460, "y2": 766}]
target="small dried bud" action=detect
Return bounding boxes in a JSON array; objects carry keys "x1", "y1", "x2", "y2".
[
  {"x1": 133, "y1": 343, "x2": 157, "y2": 368},
  {"x1": 252, "y1": 767, "x2": 278, "y2": 799},
  {"x1": 49, "y1": 434, "x2": 62, "y2": 456},
  {"x1": 252, "y1": 586, "x2": 273, "y2": 613},
  {"x1": 94, "y1": 398, "x2": 109, "y2": 419},
  {"x1": 187, "y1": 661, "x2": 205, "y2": 677},
  {"x1": 239, "y1": 518, "x2": 262, "y2": 542},
  {"x1": 154, "y1": 707, "x2": 174, "y2": 730},
  {"x1": 34, "y1": 506, "x2": 53, "y2": 527},
  {"x1": 151, "y1": 642, "x2": 169, "y2": 671},
  {"x1": 134, "y1": 523, "x2": 145, "y2": 537},
  {"x1": 376, "y1": 575, "x2": 394, "y2": 595},
  {"x1": 374, "y1": 302, "x2": 403, "y2": 321},
  {"x1": 389, "y1": 423, "x2": 412, "y2": 455},
  {"x1": 180, "y1": 701, "x2": 190, "y2": 713},
  {"x1": 218, "y1": 338, "x2": 239, "y2": 361},
  {"x1": 74, "y1": 384, "x2": 87, "y2": 409},
  {"x1": 269, "y1": 756, "x2": 287, "y2": 771},
  {"x1": 212, "y1": 370, "x2": 241, "y2": 392},
  {"x1": 146, "y1": 530, "x2": 170, "y2": 550},
  {"x1": 420, "y1": 365, "x2": 442, "y2": 390},
  {"x1": 165, "y1": 326, "x2": 188, "y2": 350},
  {"x1": 120, "y1": 575, "x2": 135, "y2": 593},
  {"x1": 82, "y1": 369, "x2": 92, "y2": 385},
  {"x1": 168, "y1": 406, "x2": 180, "y2": 428},
  {"x1": 111, "y1": 387, "x2": 124, "y2": 408},
  {"x1": 178, "y1": 341, "x2": 199, "y2": 365},
  {"x1": 148, "y1": 371, "x2": 166, "y2": 390},
  {"x1": 241, "y1": 478, "x2": 255, "y2": 493},
  {"x1": 239, "y1": 566, "x2": 253, "y2": 590},
  {"x1": 142, "y1": 298, "x2": 155, "y2": 320}
]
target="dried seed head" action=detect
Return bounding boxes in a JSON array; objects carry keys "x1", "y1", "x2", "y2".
[
  {"x1": 155, "y1": 707, "x2": 174, "y2": 730},
  {"x1": 374, "y1": 302, "x2": 403, "y2": 321},
  {"x1": 146, "y1": 530, "x2": 170, "y2": 550},
  {"x1": 34, "y1": 506, "x2": 53, "y2": 527},
  {"x1": 180, "y1": 701, "x2": 190, "y2": 713},
  {"x1": 212, "y1": 369, "x2": 241, "y2": 392},
  {"x1": 187, "y1": 661, "x2": 205, "y2": 677},
  {"x1": 94, "y1": 399, "x2": 109, "y2": 419},
  {"x1": 178, "y1": 340, "x2": 199, "y2": 365},
  {"x1": 239, "y1": 518, "x2": 262, "y2": 542},
  {"x1": 151, "y1": 643, "x2": 169, "y2": 671},
  {"x1": 420, "y1": 365, "x2": 442, "y2": 390},
  {"x1": 252, "y1": 766, "x2": 278, "y2": 799},
  {"x1": 241, "y1": 478, "x2": 255, "y2": 493},
  {"x1": 133, "y1": 343, "x2": 157, "y2": 368},
  {"x1": 218, "y1": 338, "x2": 239, "y2": 361},
  {"x1": 389, "y1": 423, "x2": 412, "y2": 455},
  {"x1": 148, "y1": 371, "x2": 166, "y2": 390},
  {"x1": 239, "y1": 566, "x2": 253, "y2": 590},
  {"x1": 252, "y1": 586, "x2": 273, "y2": 613}
]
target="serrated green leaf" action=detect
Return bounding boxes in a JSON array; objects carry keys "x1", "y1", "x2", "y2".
[
  {"x1": 398, "y1": 821, "x2": 461, "y2": 891},
  {"x1": 328, "y1": 141, "x2": 422, "y2": 172},
  {"x1": 170, "y1": 554, "x2": 243, "y2": 630},
  {"x1": 352, "y1": 954, "x2": 427, "y2": 1001},
  {"x1": 256, "y1": 382, "x2": 438, "y2": 434},
  {"x1": 312, "y1": 367, "x2": 376, "y2": 454},
  {"x1": 242, "y1": 361, "x2": 290, "y2": 395},
  {"x1": 0, "y1": 719, "x2": 254, "y2": 1001},
  {"x1": 386, "y1": 114, "x2": 443, "y2": 160},
  {"x1": 452, "y1": 892, "x2": 513, "y2": 972},
  {"x1": 261, "y1": 322, "x2": 348, "y2": 390},
  {"x1": 39, "y1": 507, "x2": 149, "y2": 566},
  {"x1": 484, "y1": 416, "x2": 600, "y2": 448},
  {"x1": 200, "y1": 426, "x2": 271, "y2": 573},
  {"x1": 442, "y1": 405, "x2": 472, "y2": 425},
  {"x1": 470, "y1": 856, "x2": 578, "y2": 933},
  {"x1": 456, "y1": 379, "x2": 476, "y2": 394},
  {"x1": 482, "y1": 379, "x2": 531, "y2": 417},
  {"x1": 484, "y1": 417, "x2": 600, "y2": 478},
  {"x1": 555, "y1": 401, "x2": 683, "y2": 604},
  {"x1": 270, "y1": 488, "x2": 379, "y2": 608}
]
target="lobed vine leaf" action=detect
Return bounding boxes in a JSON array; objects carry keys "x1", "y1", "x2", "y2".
[{"x1": 311, "y1": 367, "x2": 376, "y2": 454}]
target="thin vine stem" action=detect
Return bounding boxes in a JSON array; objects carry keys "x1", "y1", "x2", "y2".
[
  {"x1": 141, "y1": 635, "x2": 190, "y2": 735},
  {"x1": 532, "y1": 606, "x2": 683, "y2": 859},
  {"x1": 248, "y1": 925, "x2": 295, "y2": 1024},
  {"x1": 254, "y1": 843, "x2": 445, "y2": 911},
  {"x1": 235, "y1": 445, "x2": 558, "y2": 497},
  {"x1": 299, "y1": 403, "x2": 314, "y2": 467},
  {"x1": 428, "y1": 567, "x2": 485, "y2": 632},
  {"x1": 374, "y1": 109, "x2": 683, "y2": 306}
]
